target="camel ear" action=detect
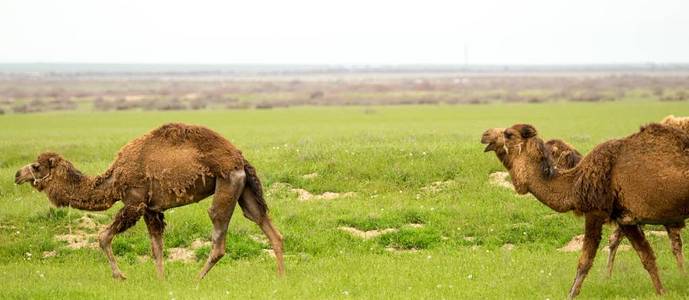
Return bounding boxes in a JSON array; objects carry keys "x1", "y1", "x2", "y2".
[
  {"x1": 514, "y1": 124, "x2": 537, "y2": 139},
  {"x1": 48, "y1": 157, "x2": 58, "y2": 168}
]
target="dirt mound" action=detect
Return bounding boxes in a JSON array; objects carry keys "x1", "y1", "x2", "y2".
[
  {"x1": 167, "y1": 239, "x2": 211, "y2": 263},
  {"x1": 167, "y1": 248, "x2": 196, "y2": 263},
  {"x1": 488, "y1": 172, "x2": 514, "y2": 190},
  {"x1": 42, "y1": 250, "x2": 57, "y2": 258},
  {"x1": 263, "y1": 249, "x2": 277, "y2": 258},
  {"x1": 558, "y1": 234, "x2": 584, "y2": 252},
  {"x1": 421, "y1": 180, "x2": 455, "y2": 193},
  {"x1": 302, "y1": 172, "x2": 318, "y2": 179},
  {"x1": 55, "y1": 215, "x2": 107, "y2": 250},
  {"x1": 603, "y1": 245, "x2": 631, "y2": 252},
  {"x1": 292, "y1": 188, "x2": 356, "y2": 201},
  {"x1": 385, "y1": 247, "x2": 419, "y2": 253},
  {"x1": 338, "y1": 227, "x2": 398, "y2": 240},
  {"x1": 339, "y1": 223, "x2": 424, "y2": 240},
  {"x1": 647, "y1": 230, "x2": 668, "y2": 237}
]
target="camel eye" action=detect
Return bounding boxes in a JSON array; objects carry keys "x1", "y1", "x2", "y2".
[
  {"x1": 31, "y1": 164, "x2": 39, "y2": 170},
  {"x1": 504, "y1": 132, "x2": 514, "y2": 139}
]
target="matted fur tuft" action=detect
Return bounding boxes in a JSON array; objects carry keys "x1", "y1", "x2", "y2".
[{"x1": 571, "y1": 139, "x2": 624, "y2": 213}]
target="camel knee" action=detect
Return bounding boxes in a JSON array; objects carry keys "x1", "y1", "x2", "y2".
[
  {"x1": 98, "y1": 231, "x2": 113, "y2": 250},
  {"x1": 208, "y1": 249, "x2": 225, "y2": 263}
]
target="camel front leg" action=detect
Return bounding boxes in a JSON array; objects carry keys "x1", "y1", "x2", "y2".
[
  {"x1": 665, "y1": 223, "x2": 685, "y2": 274},
  {"x1": 568, "y1": 212, "x2": 605, "y2": 299},
  {"x1": 606, "y1": 225, "x2": 624, "y2": 277},
  {"x1": 144, "y1": 210, "x2": 166, "y2": 279},
  {"x1": 620, "y1": 224, "x2": 664, "y2": 294},
  {"x1": 99, "y1": 203, "x2": 146, "y2": 280}
]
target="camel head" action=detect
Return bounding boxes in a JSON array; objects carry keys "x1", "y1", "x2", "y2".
[
  {"x1": 481, "y1": 127, "x2": 506, "y2": 153},
  {"x1": 15, "y1": 152, "x2": 83, "y2": 191},
  {"x1": 482, "y1": 124, "x2": 557, "y2": 194}
]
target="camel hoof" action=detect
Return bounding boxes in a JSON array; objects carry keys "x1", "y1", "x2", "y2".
[{"x1": 112, "y1": 272, "x2": 127, "y2": 280}]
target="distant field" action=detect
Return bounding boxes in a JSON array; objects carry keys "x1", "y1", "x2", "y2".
[
  {"x1": 1, "y1": 72, "x2": 688, "y2": 114},
  {"x1": 1, "y1": 101, "x2": 689, "y2": 299}
]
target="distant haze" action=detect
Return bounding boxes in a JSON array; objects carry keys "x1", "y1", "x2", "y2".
[{"x1": 1, "y1": 0, "x2": 688, "y2": 65}]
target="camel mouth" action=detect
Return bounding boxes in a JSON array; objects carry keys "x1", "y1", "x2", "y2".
[
  {"x1": 14, "y1": 176, "x2": 29, "y2": 185},
  {"x1": 483, "y1": 142, "x2": 497, "y2": 152},
  {"x1": 14, "y1": 170, "x2": 30, "y2": 185}
]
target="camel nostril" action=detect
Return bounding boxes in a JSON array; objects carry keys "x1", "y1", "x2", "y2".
[{"x1": 15, "y1": 170, "x2": 20, "y2": 178}]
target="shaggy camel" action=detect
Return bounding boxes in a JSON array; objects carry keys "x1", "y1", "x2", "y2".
[
  {"x1": 481, "y1": 122, "x2": 689, "y2": 298},
  {"x1": 482, "y1": 121, "x2": 688, "y2": 276},
  {"x1": 15, "y1": 123, "x2": 284, "y2": 280}
]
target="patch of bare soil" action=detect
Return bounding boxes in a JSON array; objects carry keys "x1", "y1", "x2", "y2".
[
  {"x1": 338, "y1": 227, "x2": 399, "y2": 240},
  {"x1": 167, "y1": 239, "x2": 212, "y2": 263},
  {"x1": 502, "y1": 244, "x2": 515, "y2": 251},
  {"x1": 339, "y1": 223, "x2": 424, "y2": 240},
  {"x1": 558, "y1": 234, "x2": 584, "y2": 252},
  {"x1": 385, "y1": 247, "x2": 419, "y2": 253},
  {"x1": 42, "y1": 250, "x2": 57, "y2": 258},
  {"x1": 488, "y1": 171, "x2": 514, "y2": 190},
  {"x1": 647, "y1": 230, "x2": 668, "y2": 237},
  {"x1": 249, "y1": 234, "x2": 269, "y2": 245},
  {"x1": 603, "y1": 245, "x2": 632, "y2": 252},
  {"x1": 167, "y1": 248, "x2": 196, "y2": 263},
  {"x1": 302, "y1": 172, "x2": 318, "y2": 180},
  {"x1": 421, "y1": 180, "x2": 455, "y2": 193},
  {"x1": 263, "y1": 249, "x2": 276, "y2": 258},
  {"x1": 54, "y1": 215, "x2": 107, "y2": 250},
  {"x1": 292, "y1": 188, "x2": 356, "y2": 201}
]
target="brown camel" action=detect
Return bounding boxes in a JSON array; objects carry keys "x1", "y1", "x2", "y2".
[
  {"x1": 481, "y1": 122, "x2": 689, "y2": 298},
  {"x1": 482, "y1": 120, "x2": 688, "y2": 277},
  {"x1": 15, "y1": 123, "x2": 285, "y2": 280}
]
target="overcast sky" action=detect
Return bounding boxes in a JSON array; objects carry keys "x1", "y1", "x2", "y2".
[{"x1": 1, "y1": 0, "x2": 687, "y2": 65}]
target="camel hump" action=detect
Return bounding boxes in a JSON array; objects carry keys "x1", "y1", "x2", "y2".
[
  {"x1": 150, "y1": 123, "x2": 220, "y2": 143},
  {"x1": 639, "y1": 122, "x2": 689, "y2": 149}
]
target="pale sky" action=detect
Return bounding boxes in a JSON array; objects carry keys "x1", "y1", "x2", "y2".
[{"x1": 1, "y1": 0, "x2": 688, "y2": 65}]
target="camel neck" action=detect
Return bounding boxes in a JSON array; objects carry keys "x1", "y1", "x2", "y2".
[
  {"x1": 45, "y1": 172, "x2": 118, "y2": 211},
  {"x1": 525, "y1": 166, "x2": 578, "y2": 213}
]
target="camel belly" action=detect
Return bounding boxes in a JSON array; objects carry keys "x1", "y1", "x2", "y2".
[
  {"x1": 613, "y1": 156, "x2": 689, "y2": 223},
  {"x1": 146, "y1": 176, "x2": 216, "y2": 211}
]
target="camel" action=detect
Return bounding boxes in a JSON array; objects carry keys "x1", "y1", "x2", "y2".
[
  {"x1": 481, "y1": 122, "x2": 689, "y2": 298},
  {"x1": 482, "y1": 120, "x2": 688, "y2": 276},
  {"x1": 14, "y1": 123, "x2": 285, "y2": 280}
]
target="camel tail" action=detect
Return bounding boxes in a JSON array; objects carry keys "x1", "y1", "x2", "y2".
[{"x1": 243, "y1": 159, "x2": 268, "y2": 213}]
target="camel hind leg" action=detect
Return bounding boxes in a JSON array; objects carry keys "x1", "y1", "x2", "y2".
[
  {"x1": 665, "y1": 223, "x2": 685, "y2": 274},
  {"x1": 620, "y1": 224, "x2": 665, "y2": 295},
  {"x1": 238, "y1": 188, "x2": 285, "y2": 276},
  {"x1": 144, "y1": 210, "x2": 166, "y2": 279},
  {"x1": 197, "y1": 170, "x2": 245, "y2": 280}
]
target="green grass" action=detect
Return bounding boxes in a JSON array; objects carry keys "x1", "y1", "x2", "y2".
[{"x1": 1, "y1": 101, "x2": 689, "y2": 299}]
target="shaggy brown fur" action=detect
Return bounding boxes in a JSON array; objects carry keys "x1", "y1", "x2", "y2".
[
  {"x1": 482, "y1": 122, "x2": 689, "y2": 298},
  {"x1": 15, "y1": 123, "x2": 285, "y2": 280}
]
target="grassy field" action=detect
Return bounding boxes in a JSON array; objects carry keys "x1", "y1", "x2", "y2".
[{"x1": 1, "y1": 101, "x2": 688, "y2": 299}]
